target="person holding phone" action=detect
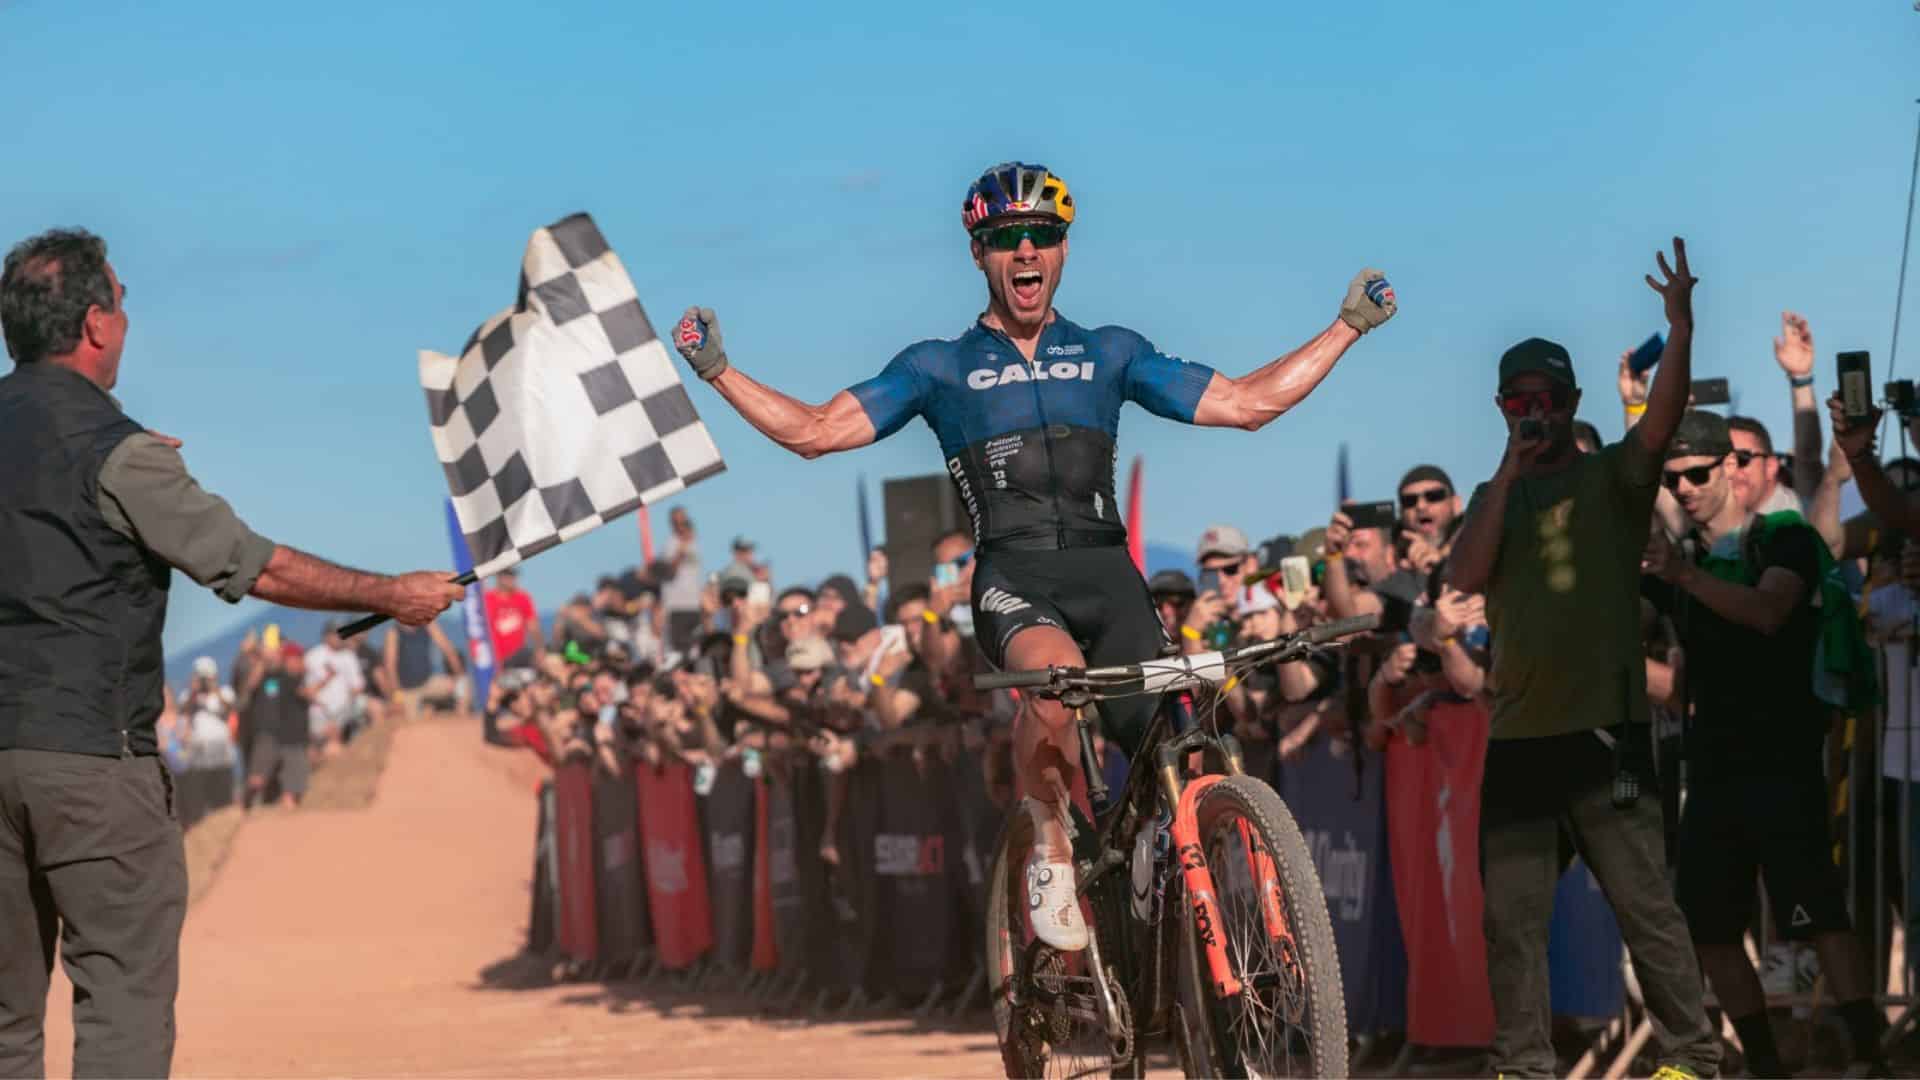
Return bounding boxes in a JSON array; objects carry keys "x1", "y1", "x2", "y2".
[
  {"x1": 1446, "y1": 238, "x2": 1719, "y2": 1080},
  {"x1": 1830, "y1": 380, "x2": 1920, "y2": 537}
]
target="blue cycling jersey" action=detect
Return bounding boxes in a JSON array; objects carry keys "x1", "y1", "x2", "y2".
[{"x1": 849, "y1": 314, "x2": 1216, "y2": 549}]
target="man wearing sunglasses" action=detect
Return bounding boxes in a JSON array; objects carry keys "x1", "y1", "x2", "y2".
[
  {"x1": 1447, "y1": 239, "x2": 1720, "y2": 1080},
  {"x1": 1643, "y1": 411, "x2": 1888, "y2": 1077},
  {"x1": 673, "y1": 160, "x2": 1396, "y2": 951}
]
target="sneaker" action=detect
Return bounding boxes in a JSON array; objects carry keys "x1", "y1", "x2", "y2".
[{"x1": 1024, "y1": 853, "x2": 1088, "y2": 951}]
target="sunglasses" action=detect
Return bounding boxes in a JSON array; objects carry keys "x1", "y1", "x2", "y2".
[
  {"x1": 1661, "y1": 463, "x2": 1719, "y2": 491},
  {"x1": 1498, "y1": 387, "x2": 1571, "y2": 418},
  {"x1": 973, "y1": 221, "x2": 1067, "y2": 252},
  {"x1": 1731, "y1": 449, "x2": 1774, "y2": 468},
  {"x1": 778, "y1": 604, "x2": 812, "y2": 620},
  {"x1": 1399, "y1": 488, "x2": 1450, "y2": 510}
]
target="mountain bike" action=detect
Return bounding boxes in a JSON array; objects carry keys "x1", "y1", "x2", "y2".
[{"x1": 974, "y1": 613, "x2": 1377, "y2": 1079}]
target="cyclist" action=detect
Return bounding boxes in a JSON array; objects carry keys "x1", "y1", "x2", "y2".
[{"x1": 673, "y1": 161, "x2": 1396, "y2": 950}]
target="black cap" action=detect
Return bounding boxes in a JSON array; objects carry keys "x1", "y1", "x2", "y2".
[
  {"x1": 819, "y1": 574, "x2": 861, "y2": 606},
  {"x1": 1398, "y1": 464, "x2": 1454, "y2": 493},
  {"x1": 832, "y1": 603, "x2": 879, "y2": 643},
  {"x1": 1148, "y1": 569, "x2": 1196, "y2": 598},
  {"x1": 1499, "y1": 337, "x2": 1578, "y2": 390},
  {"x1": 732, "y1": 535, "x2": 755, "y2": 551},
  {"x1": 1666, "y1": 409, "x2": 1733, "y2": 461}
]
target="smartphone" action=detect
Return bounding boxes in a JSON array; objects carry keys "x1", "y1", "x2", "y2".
[
  {"x1": 933, "y1": 561, "x2": 959, "y2": 588},
  {"x1": 1628, "y1": 333, "x2": 1664, "y2": 376},
  {"x1": 1196, "y1": 567, "x2": 1222, "y2": 595},
  {"x1": 263, "y1": 623, "x2": 281, "y2": 652},
  {"x1": 1839, "y1": 351, "x2": 1873, "y2": 422},
  {"x1": 747, "y1": 581, "x2": 772, "y2": 606},
  {"x1": 1690, "y1": 377, "x2": 1730, "y2": 406},
  {"x1": 1347, "y1": 500, "x2": 1398, "y2": 532},
  {"x1": 1278, "y1": 556, "x2": 1311, "y2": 610}
]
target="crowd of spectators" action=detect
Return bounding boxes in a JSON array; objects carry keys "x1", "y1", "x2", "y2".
[
  {"x1": 156, "y1": 614, "x2": 466, "y2": 814},
  {"x1": 146, "y1": 304, "x2": 1920, "y2": 1073}
]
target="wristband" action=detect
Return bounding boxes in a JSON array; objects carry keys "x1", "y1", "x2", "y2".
[
  {"x1": 1181, "y1": 625, "x2": 1202, "y2": 641},
  {"x1": 921, "y1": 609, "x2": 940, "y2": 625},
  {"x1": 869, "y1": 673, "x2": 886, "y2": 688},
  {"x1": 732, "y1": 634, "x2": 748, "y2": 646},
  {"x1": 1789, "y1": 374, "x2": 1814, "y2": 388},
  {"x1": 1624, "y1": 402, "x2": 1648, "y2": 418},
  {"x1": 1325, "y1": 551, "x2": 1344, "y2": 563}
]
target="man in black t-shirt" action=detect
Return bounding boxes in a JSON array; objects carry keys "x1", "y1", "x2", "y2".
[
  {"x1": 1644, "y1": 410, "x2": 1885, "y2": 1076},
  {"x1": 238, "y1": 640, "x2": 313, "y2": 809}
]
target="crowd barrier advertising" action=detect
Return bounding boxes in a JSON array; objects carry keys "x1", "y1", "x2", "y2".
[
  {"x1": 635, "y1": 760, "x2": 713, "y2": 969},
  {"x1": 706, "y1": 761, "x2": 757, "y2": 970},
  {"x1": 592, "y1": 769, "x2": 649, "y2": 964},
  {"x1": 553, "y1": 762, "x2": 600, "y2": 965},
  {"x1": 1386, "y1": 698, "x2": 1496, "y2": 1047},
  {"x1": 1277, "y1": 733, "x2": 1408, "y2": 1036}
]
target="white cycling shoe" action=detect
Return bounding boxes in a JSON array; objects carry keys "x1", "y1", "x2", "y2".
[{"x1": 1024, "y1": 852, "x2": 1089, "y2": 952}]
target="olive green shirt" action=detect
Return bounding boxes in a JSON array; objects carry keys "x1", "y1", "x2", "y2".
[
  {"x1": 1470, "y1": 435, "x2": 1661, "y2": 740},
  {"x1": 96, "y1": 432, "x2": 276, "y2": 604}
]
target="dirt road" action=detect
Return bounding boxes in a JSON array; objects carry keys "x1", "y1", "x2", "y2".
[{"x1": 43, "y1": 716, "x2": 1004, "y2": 1077}]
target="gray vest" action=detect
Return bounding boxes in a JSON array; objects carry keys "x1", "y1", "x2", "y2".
[{"x1": 0, "y1": 363, "x2": 170, "y2": 756}]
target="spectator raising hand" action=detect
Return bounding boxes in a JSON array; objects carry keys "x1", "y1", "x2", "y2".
[{"x1": 1774, "y1": 309, "x2": 1815, "y2": 382}]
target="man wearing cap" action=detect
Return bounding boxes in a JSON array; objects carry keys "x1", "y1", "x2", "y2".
[
  {"x1": 483, "y1": 567, "x2": 544, "y2": 673},
  {"x1": 1644, "y1": 411, "x2": 1888, "y2": 1076},
  {"x1": 1147, "y1": 569, "x2": 1198, "y2": 649},
  {"x1": 1189, "y1": 525, "x2": 1253, "y2": 653},
  {"x1": 1447, "y1": 239, "x2": 1718, "y2": 1080},
  {"x1": 0, "y1": 228, "x2": 466, "y2": 1078}
]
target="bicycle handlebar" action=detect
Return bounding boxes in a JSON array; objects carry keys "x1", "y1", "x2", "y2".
[
  {"x1": 970, "y1": 611, "x2": 1381, "y2": 693},
  {"x1": 973, "y1": 668, "x2": 1057, "y2": 691}
]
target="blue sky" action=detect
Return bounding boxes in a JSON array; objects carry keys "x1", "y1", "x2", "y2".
[{"x1": 3, "y1": 1, "x2": 1917, "y2": 654}]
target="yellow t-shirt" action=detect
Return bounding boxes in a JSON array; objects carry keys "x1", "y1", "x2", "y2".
[{"x1": 1471, "y1": 435, "x2": 1661, "y2": 740}]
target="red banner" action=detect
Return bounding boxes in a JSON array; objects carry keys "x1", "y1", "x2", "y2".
[
  {"x1": 635, "y1": 760, "x2": 714, "y2": 969},
  {"x1": 1385, "y1": 697, "x2": 1495, "y2": 1047},
  {"x1": 553, "y1": 762, "x2": 600, "y2": 965},
  {"x1": 751, "y1": 776, "x2": 778, "y2": 972}
]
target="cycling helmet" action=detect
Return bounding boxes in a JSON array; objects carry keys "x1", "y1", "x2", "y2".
[{"x1": 962, "y1": 161, "x2": 1075, "y2": 232}]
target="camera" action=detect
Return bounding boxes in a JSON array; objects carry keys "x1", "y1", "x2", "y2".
[{"x1": 1888, "y1": 379, "x2": 1919, "y2": 419}]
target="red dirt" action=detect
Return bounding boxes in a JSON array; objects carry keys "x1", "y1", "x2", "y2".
[{"x1": 41, "y1": 716, "x2": 1005, "y2": 1078}]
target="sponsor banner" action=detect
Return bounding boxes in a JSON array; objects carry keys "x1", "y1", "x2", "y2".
[
  {"x1": 752, "y1": 775, "x2": 779, "y2": 972},
  {"x1": 554, "y1": 762, "x2": 600, "y2": 965},
  {"x1": 705, "y1": 762, "x2": 758, "y2": 970},
  {"x1": 636, "y1": 760, "x2": 714, "y2": 969},
  {"x1": 1386, "y1": 697, "x2": 1496, "y2": 1047},
  {"x1": 875, "y1": 755, "x2": 955, "y2": 995},
  {"x1": 1278, "y1": 733, "x2": 1409, "y2": 1035},
  {"x1": 592, "y1": 764, "x2": 649, "y2": 965}
]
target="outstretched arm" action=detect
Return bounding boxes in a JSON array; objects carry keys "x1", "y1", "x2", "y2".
[
  {"x1": 674, "y1": 306, "x2": 882, "y2": 459},
  {"x1": 708, "y1": 370, "x2": 878, "y2": 459},
  {"x1": 1191, "y1": 269, "x2": 1396, "y2": 431},
  {"x1": 1191, "y1": 322, "x2": 1361, "y2": 431}
]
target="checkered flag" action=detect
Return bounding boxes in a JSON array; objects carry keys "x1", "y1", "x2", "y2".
[{"x1": 422, "y1": 213, "x2": 725, "y2": 578}]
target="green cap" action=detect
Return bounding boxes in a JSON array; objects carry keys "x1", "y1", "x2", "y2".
[
  {"x1": 1666, "y1": 409, "x2": 1733, "y2": 461},
  {"x1": 1498, "y1": 337, "x2": 1578, "y2": 391}
]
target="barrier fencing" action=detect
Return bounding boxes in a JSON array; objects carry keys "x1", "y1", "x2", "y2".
[{"x1": 526, "y1": 706, "x2": 1632, "y2": 1052}]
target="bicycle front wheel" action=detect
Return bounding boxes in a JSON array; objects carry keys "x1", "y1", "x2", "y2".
[
  {"x1": 984, "y1": 807, "x2": 1140, "y2": 1079},
  {"x1": 1175, "y1": 774, "x2": 1347, "y2": 1078}
]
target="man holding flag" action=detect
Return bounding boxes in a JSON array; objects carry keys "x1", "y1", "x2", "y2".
[{"x1": 0, "y1": 228, "x2": 465, "y2": 1077}]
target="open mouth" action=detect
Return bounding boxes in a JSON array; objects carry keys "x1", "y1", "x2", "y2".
[{"x1": 1011, "y1": 269, "x2": 1044, "y2": 306}]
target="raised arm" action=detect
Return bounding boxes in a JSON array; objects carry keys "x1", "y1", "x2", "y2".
[
  {"x1": 1831, "y1": 394, "x2": 1920, "y2": 536},
  {"x1": 1774, "y1": 311, "x2": 1823, "y2": 495},
  {"x1": 1629, "y1": 238, "x2": 1698, "y2": 458},
  {"x1": 674, "y1": 306, "x2": 883, "y2": 459},
  {"x1": 1191, "y1": 270, "x2": 1395, "y2": 430}
]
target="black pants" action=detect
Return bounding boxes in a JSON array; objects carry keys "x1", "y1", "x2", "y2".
[{"x1": 0, "y1": 750, "x2": 187, "y2": 1078}]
